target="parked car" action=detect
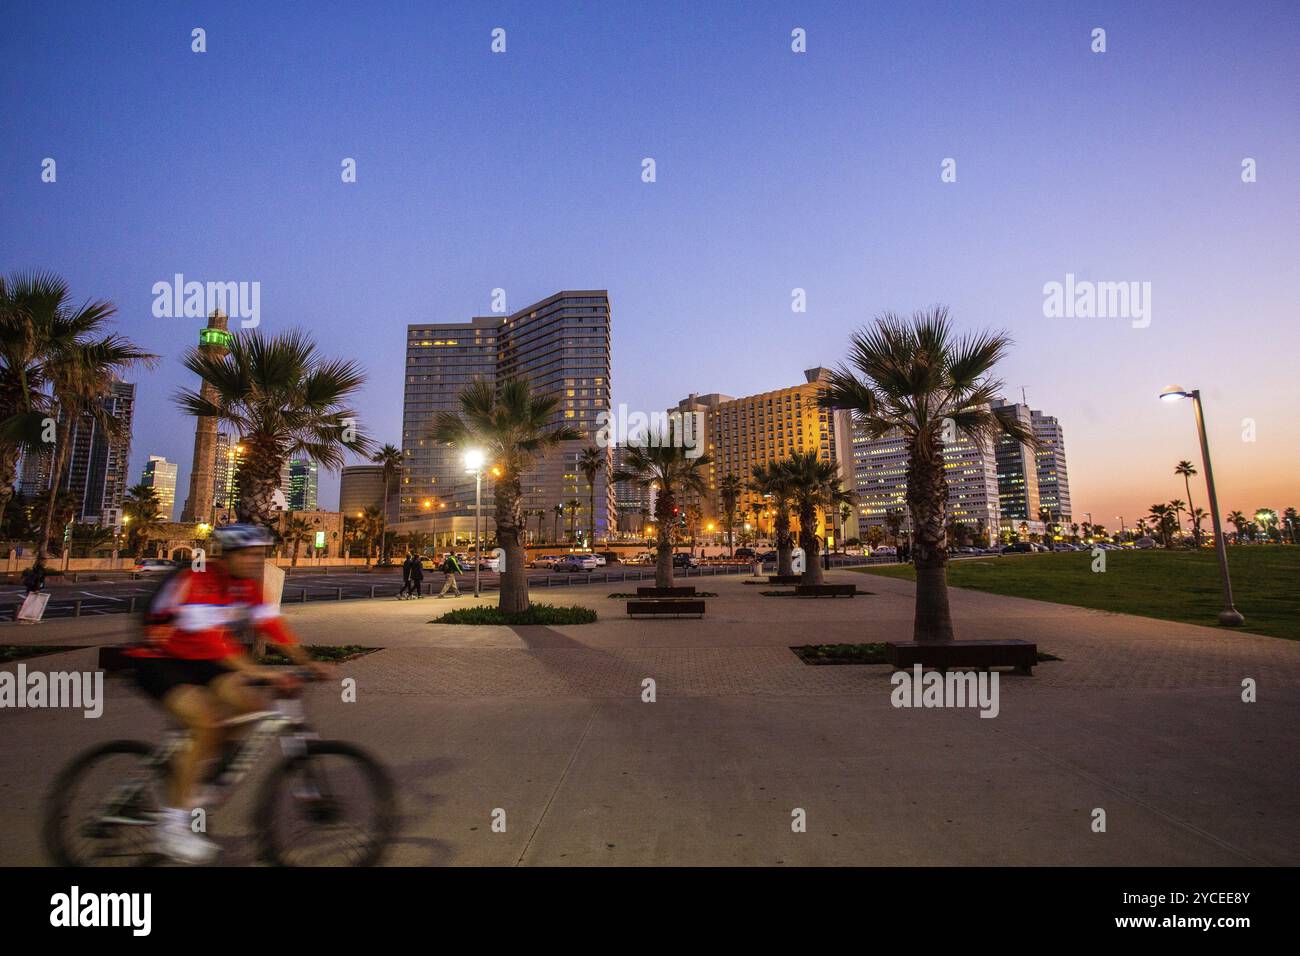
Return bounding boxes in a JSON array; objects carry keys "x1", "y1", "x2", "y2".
[
  {"x1": 476, "y1": 555, "x2": 502, "y2": 572},
  {"x1": 530, "y1": 554, "x2": 560, "y2": 568},
  {"x1": 590, "y1": 553, "x2": 607, "y2": 567},
  {"x1": 596, "y1": 551, "x2": 620, "y2": 566},
  {"x1": 672, "y1": 553, "x2": 699, "y2": 569},
  {"x1": 872, "y1": 546, "x2": 896, "y2": 556},
  {"x1": 1001, "y1": 542, "x2": 1034, "y2": 554},
  {"x1": 757, "y1": 551, "x2": 777, "y2": 562},
  {"x1": 135, "y1": 558, "x2": 181, "y2": 573},
  {"x1": 553, "y1": 554, "x2": 599, "y2": 572},
  {"x1": 734, "y1": 547, "x2": 756, "y2": 560}
]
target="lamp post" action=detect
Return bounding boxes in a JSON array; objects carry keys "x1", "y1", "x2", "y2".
[
  {"x1": 1116, "y1": 515, "x2": 1125, "y2": 543},
  {"x1": 464, "y1": 449, "x2": 485, "y2": 599},
  {"x1": 1159, "y1": 386, "x2": 1243, "y2": 625}
]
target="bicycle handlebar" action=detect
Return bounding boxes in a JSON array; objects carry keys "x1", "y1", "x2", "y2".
[{"x1": 245, "y1": 667, "x2": 324, "y2": 688}]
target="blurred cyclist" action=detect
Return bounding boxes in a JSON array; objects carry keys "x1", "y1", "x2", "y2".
[{"x1": 126, "y1": 523, "x2": 325, "y2": 863}]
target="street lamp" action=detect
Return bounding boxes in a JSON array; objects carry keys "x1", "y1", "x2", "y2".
[
  {"x1": 1159, "y1": 385, "x2": 1243, "y2": 625},
  {"x1": 464, "y1": 449, "x2": 485, "y2": 598},
  {"x1": 1116, "y1": 515, "x2": 1125, "y2": 542}
]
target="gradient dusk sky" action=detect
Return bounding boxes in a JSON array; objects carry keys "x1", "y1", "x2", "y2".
[{"x1": 3, "y1": 1, "x2": 1297, "y2": 527}]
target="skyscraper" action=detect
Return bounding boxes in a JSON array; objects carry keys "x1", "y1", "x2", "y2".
[
  {"x1": 181, "y1": 311, "x2": 233, "y2": 521},
  {"x1": 141, "y1": 455, "x2": 178, "y2": 521},
  {"x1": 1031, "y1": 408, "x2": 1072, "y2": 524},
  {"x1": 280, "y1": 458, "x2": 318, "y2": 511},
  {"x1": 398, "y1": 291, "x2": 613, "y2": 546},
  {"x1": 17, "y1": 379, "x2": 136, "y2": 525},
  {"x1": 989, "y1": 399, "x2": 1042, "y2": 528}
]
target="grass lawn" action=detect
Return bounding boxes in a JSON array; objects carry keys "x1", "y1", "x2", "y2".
[{"x1": 852, "y1": 547, "x2": 1300, "y2": 641}]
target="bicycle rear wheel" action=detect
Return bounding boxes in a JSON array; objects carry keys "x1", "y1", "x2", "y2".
[
  {"x1": 255, "y1": 740, "x2": 396, "y2": 866},
  {"x1": 43, "y1": 740, "x2": 166, "y2": 867}
]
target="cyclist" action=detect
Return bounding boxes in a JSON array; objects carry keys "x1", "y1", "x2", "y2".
[{"x1": 126, "y1": 523, "x2": 325, "y2": 863}]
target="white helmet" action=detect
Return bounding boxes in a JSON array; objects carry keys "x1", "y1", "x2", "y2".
[{"x1": 213, "y1": 522, "x2": 276, "y2": 550}]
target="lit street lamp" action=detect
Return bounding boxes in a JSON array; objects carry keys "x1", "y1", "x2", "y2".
[
  {"x1": 1159, "y1": 385, "x2": 1243, "y2": 625},
  {"x1": 464, "y1": 449, "x2": 485, "y2": 598}
]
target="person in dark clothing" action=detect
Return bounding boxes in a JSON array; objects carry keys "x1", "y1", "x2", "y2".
[
  {"x1": 407, "y1": 552, "x2": 425, "y2": 598},
  {"x1": 398, "y1": 552, "x2": 415, "y2": 599},
  {"x1": 21, "y1": 562, "x2": 46, "y2": 594}
]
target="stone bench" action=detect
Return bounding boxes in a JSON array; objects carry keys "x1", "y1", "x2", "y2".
[
  {"x1": 627, "y1": 600, "x2": 706, "y2": 619},
  {"x1": 886, "y1": 639, "x2": 1037, "y2": 676},
  {"x1": 794, "y1": 584, "x2": 857, "y2": 598},
  {"x1": 635, "y1": 586, "x2": 697, "y2": 598}
]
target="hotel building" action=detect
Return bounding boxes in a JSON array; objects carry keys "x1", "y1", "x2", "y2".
[
  {"x1": 141, "y1": 455, "x2": 178, "y2": 522},
  {"x1": 397, "y1": 291, "x2": 613, "y2": 546},
  {"x1": 1031, "y1": 409, "x2": 1072, "y2": 524},
  {"x1": 989, "y1": 398, "x2": 1044, "y2": 535}
]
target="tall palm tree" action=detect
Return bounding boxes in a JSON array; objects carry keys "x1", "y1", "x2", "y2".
[
  {"x1": 432, "y1": 378, "x2": 581, "y2": 613},
  {"x1": 818, "y1": 308, "x2": 1033, "y2": 642},
  {"x1": 359, "y1": 505, "x2": 384, "y2": 564},
  {"x1": 780, "y1": 451, "x2": 856, "y2": 585},
  {"x1": 749, "y1": 502, "x2": 764, "y2": 541},
  {"x1": 31, "y1": 487, "x2": 79, "y2": 557},
  {"x1": 176, "y1": 328, "x2": 371, "y2": 526},
  {"x1": 577, "y1": 446, "x2": 605, "y2": 547},
  {"x1": 718, "y1": 473, "x2": 742, "y2": 557},
  {"x1": 566, "y1": 498, "x2": 581, "y2": 543},
  {"x1": 552, "y1": 503, "x2": 563, "y2": 544},
  {"x1": 1174, "y1": 460, "x2": 1199, "y2": 545},
  {"x1": 1225, "y1": 510, "x2": 1246, "y2": 543},
  {"x1": 1168, "y1": 498, "x2": 1186, "y2": 543},
  {"x1": 371, "y1": 443, "x2": 402, "y2": 563},
  {"x1": 612, "y1": 441, "x2": 713, "y2": 588},
  {"x1": 750, "y1": 462, "x2": 795, "y2": 574},
  {"x1": 282, "y1": 515, "x2": 313, "y2": 567},
  {"x1": 122, "y1": 483, "x2": 164, "y2": 560}
]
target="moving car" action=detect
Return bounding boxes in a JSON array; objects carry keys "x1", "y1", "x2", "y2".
[
  {"x1": 1001, "y1": 542, "x2": 1034, "y2": 554},
  {"x1": 553, "y1": 554, "x2": 599, "y2": 572},
  {"x1": 671, "y1": 553, "x2": 699, "y2": 569},
  {"x1": 530, "y1": 554, "x2": 560, "y2": 568},
  {"x1": 135, "y1": 558, "x2": 181, "y2": 573}
]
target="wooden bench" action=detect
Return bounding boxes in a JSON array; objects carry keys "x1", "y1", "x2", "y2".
[
  {"x1": 794, "y1": 584, "x2": 857, "y2": 598},
  {"x1": 886, "y1": 639, "x2": 1037, "y2": 675},
  {"x1": 636, "y1": 586, "x2": 697, "y2": 598},
  {"x1": 768, "y1": 575, "x2": 802, "y2": 585},
  {"x1": 627, "y1": 600, "x2": 706, "y2": 619}
]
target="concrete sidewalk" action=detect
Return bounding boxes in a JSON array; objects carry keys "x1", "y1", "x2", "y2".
[{"x1": 2, "y1": 570, "x2": 1297, "y2": 865}]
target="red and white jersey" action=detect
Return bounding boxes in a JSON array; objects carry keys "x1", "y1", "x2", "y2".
[{"x1": 127, "y1": 562, "x2": 296, "y2": 661}]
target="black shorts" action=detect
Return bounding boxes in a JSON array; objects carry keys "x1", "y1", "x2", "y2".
[{"x1": 133, "y1": 658, "x2": 232, "y2": 702}]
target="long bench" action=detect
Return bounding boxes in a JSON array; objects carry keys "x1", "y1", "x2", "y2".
[
  {"x1": 636, "y1": 586, "x2": 697, "y2": 598},
  {"x1": 627, "y1": 600, "x2": 706, "y2": 619},
  {"x1": 794, "y1": 584, "x2": 857, "y2": 598},
  {"x1": 886, "y1": 639, "x2": 1037, "y2": 675},
  {"x1": 768, "y1": 575, "x2": 803, "y2": 585}
]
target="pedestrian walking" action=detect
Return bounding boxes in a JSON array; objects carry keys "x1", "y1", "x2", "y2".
[
  {"x1": 408, "y1": 552, "x2": 425, "y2": 598},
  {"x1": 398, "y1": 552, "x2": 415, "y2": 599},
  {"x1": 437, "y1": 552, "x2": 463, "y2": 597}
]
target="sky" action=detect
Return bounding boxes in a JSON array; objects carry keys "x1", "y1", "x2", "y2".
[{"x1": 3, "y1": 0, "x2": 1297, "y2": 529}]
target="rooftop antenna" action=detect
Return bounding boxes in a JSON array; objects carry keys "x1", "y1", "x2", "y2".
[{"x1": 1021, "y1": 386, "x2": 1028, "y2": 405}]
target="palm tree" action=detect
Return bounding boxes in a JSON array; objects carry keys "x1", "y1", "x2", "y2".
[
  {"x1": 566, "y1": 498, "x2": 581, "y2": 543},
  {"x1": 612, "y1": 441, "x2": 713, "y2": 588},
  {"x1": 1225, "y1": 510, "x2": 1246, "y2": 543},
  {"x1": 1174, "y1": 460, "x2": 1200, "y2": 545},
  {"x1": 718, "y1": 474, "x2": 742, "y2": 557},
  {"x1": 371, "y1": 443, "x2": 402, "y2": 563},
  {"x1": 838, "y1": 502, "x2": 853, "y2": 551},
  {"x1": 749, "y1": 502, "x2": 764, "y2": 542},
  {"x1": 780, "y1": 451, "x2": 856, "y2": 585},
  {"x1": 552, "y1": 503, "x2": 563, "y2": 544},
  {"x1": 177, "y1": 328, "x2": 371, "y2": 526},
  {"x1": 1148, "y1": 503, "x2": 1176, "y2": 548},
  {"x1": 577, "y1": 446, "x2": 605, "y2": 547},
  {"x1": 531, "y1": 509, "x2": 546, "y2": 544},
  {"x1": 750, "y1": 462, "x2": 795, "y2": 574},
  {"x1": 432, "y1": 378, "x2": 581, "y2": 613},
  {"x1": 818, "y1": 308, "x2": 1033, "y2": 642},
  {"x1": 31, "y1": 486, "x2": 79, "y2": 557},
  {"x1": 122, "y1": 483, "x2": 164, "y2": 560},
  {"x1": 1168, "y1": 499, "x2": 1186, "y2": 543},
  {"x1": 282, "y1": 515, "x2": 312, "y2": 567},
  {"x1": 359, "y1": 505, "x2": 384, "y2": 564}
]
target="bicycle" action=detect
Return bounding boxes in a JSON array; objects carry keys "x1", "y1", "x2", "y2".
[{"x1": 42, "y1": 670, "x2": 396, "y2": 867}]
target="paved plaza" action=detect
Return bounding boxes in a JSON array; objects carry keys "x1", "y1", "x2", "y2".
[{"x1": 2, "y1": 569, "x2": 1297, "y2": 866}]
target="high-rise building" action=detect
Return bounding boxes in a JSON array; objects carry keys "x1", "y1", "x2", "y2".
[
  {"x1": 141, "y1": 455, "x2": 178, "y2": 521},
  {"x1": 611, "y1": 443, "x2": 653, "y2": 534},
  {"x1": 847, "y1": 421, "x2": 1001, "y2": 544},
  {"x1": 18, "y1": 379, "x2": 136, "y2": 525},
  {"x1": 339, "y1": 464, "x2": 386, "y2": 518},
  {"x1": 675, "y1": 368, "x2": 851, "y2": 539},
  {"x1": 181, "y1": 311, "x2": 233, "y2": 521},
  {"x1": 989, "y1": 399, "x2": 1042, "y2": 526},
  {"x1": 1031, "y1": 409, "x2": 1072, "y2": 524},
  {"x1": 212, "y1": 431, "x2": 244, "y2": 511},
  {"x1": 280, "y1": 458, "x2": 318, "y2": 511},
  {"x1": 398, "y1": 291, "x2": 613, "y2": 546}
]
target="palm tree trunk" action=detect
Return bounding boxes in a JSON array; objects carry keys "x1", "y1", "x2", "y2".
[
  {"x1": 0, "y1": 445, "x2": 21, "y2": 533},
  {"x1": 496, "y1": 475, "x2": 530, "y2": 614},
  {"x1": 380, "y1": 478, "x2": 390, "y2": 563},
  {"x1": 589, "y1": 485, "x2": 596, "y2": 547},
  {"x1": 37, "y1": 421, "x2": 74, "y2": 563},
  {"x1": 775, "y1": 511, "x2": 793, "y2": 576},
  {"x1": 798, "y1": 504, "x2": 824, "y2": 585},
  {"x1": 908, "y1": 449, "x2": 954, "y2": 643},
  {"x1": 654, "y1": 494, "x2": 674, "y2": 588}
]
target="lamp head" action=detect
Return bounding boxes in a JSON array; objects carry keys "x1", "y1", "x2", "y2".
[
  {"x1": 1159, "y1": 385, "x2": 1191, "y2": 402},
  {"x1": 463, "y1": 449, "x2": 486, "y2": 472}
]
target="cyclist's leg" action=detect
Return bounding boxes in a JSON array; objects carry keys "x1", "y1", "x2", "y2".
[
  {"x1": 160, "y1": 684, "x2": 224, "y2": 808},
  {"x1": 208, "y1": 669, "x2": 264, "y2": 726}
]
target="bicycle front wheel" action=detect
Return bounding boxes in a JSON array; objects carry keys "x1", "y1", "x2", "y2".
[
  {"x1": 42, "y1": 740, "x2": 166, "y2": 867},
  {"x1": 255, "y1": 740, "x2": 396, "y2": 866}
]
